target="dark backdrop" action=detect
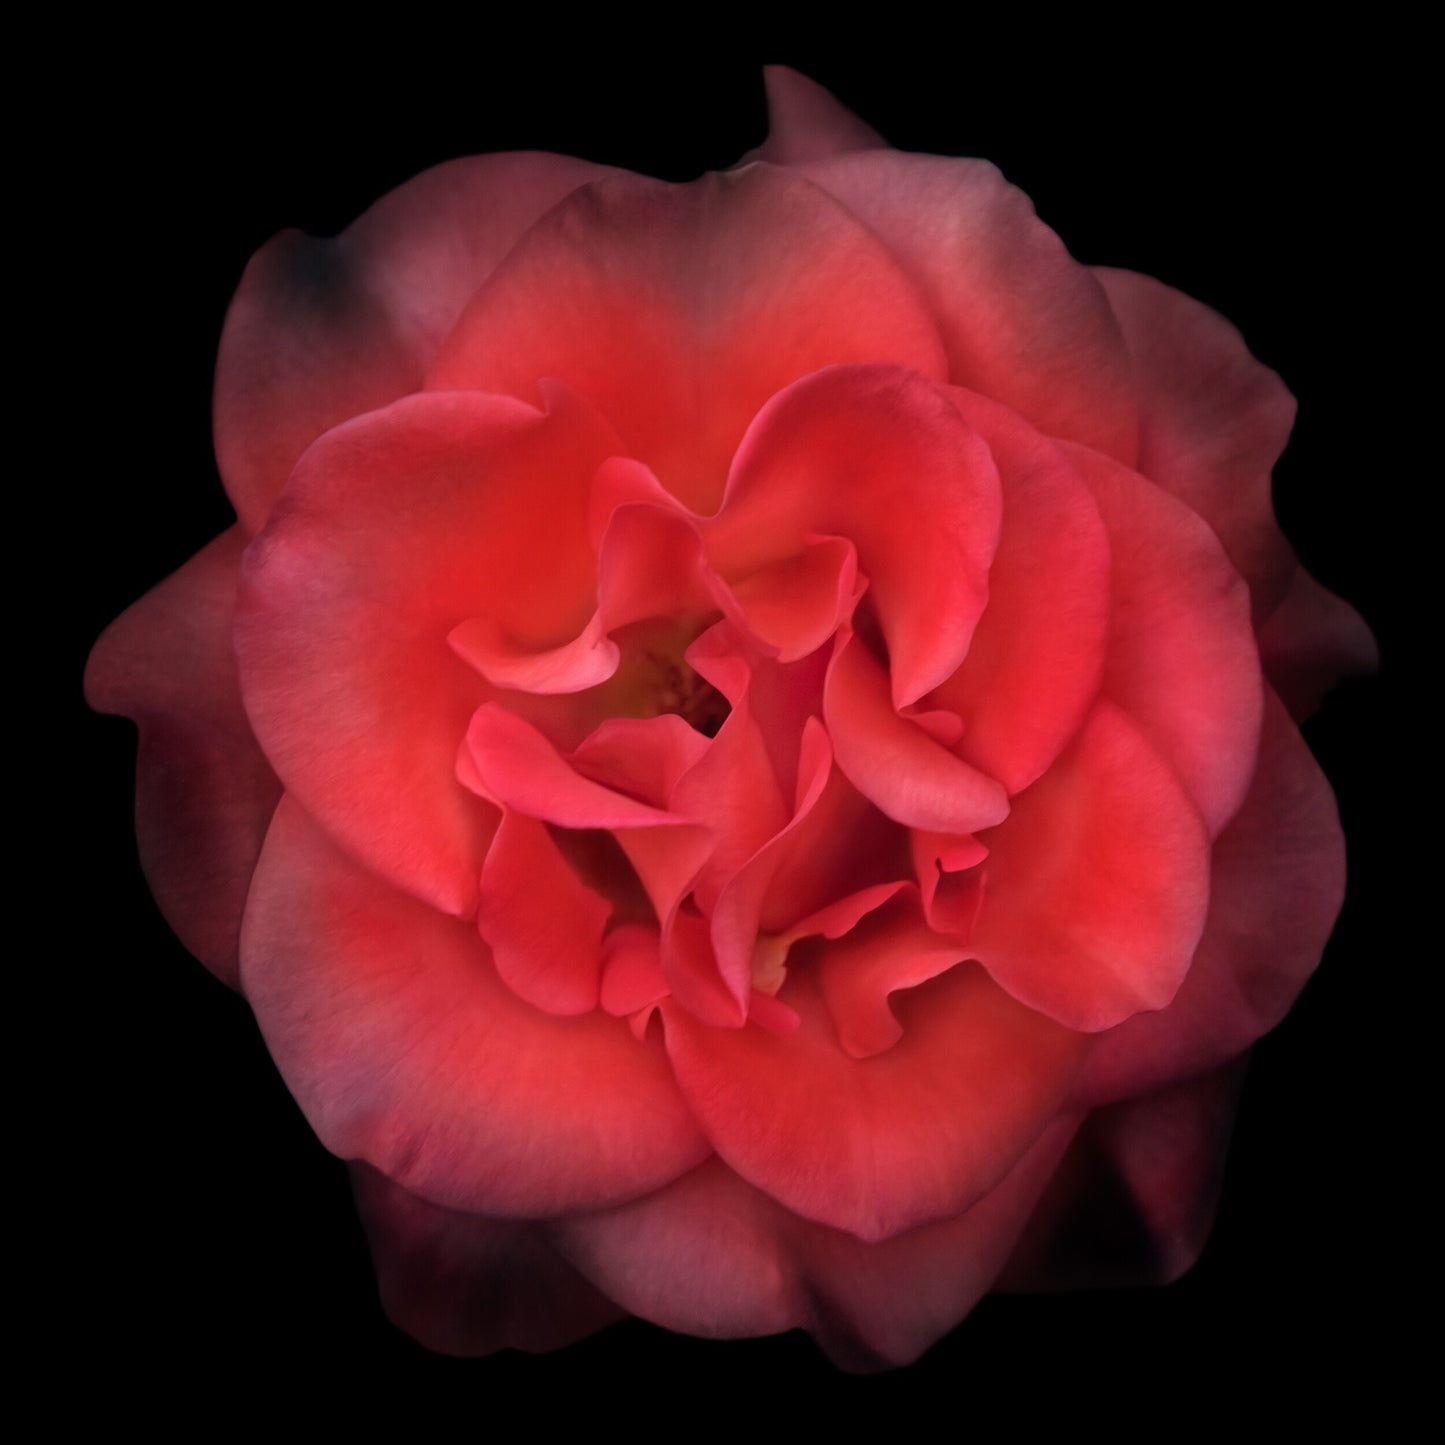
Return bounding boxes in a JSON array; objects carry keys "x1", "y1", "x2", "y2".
[{"x1": 65, "y1": 38, "x2": 1403, "y2": 1422}]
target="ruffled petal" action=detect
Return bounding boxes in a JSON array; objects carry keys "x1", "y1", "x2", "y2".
[
  {"x1": 350, "y1": 1163, "x2": 623, "y2": 1355},
  {"x1": 557, "y1": 1117, "x2": 1078, "y2": 1370},
  {"x1": 711, "y1": 364, "x2": 1000, "y2": 708},
  {"x1": 969, "y1": 701, "x2": 1211, "y2": 1031},
  {"x1": 816, "y1": 894, "x2": 972, "y2": 1060},
  {"x1": 85, "y1": 528, "x2": 281, "y2": 985},
  {"x1": 825, "y1": 629, "x2": 1009, "y2": 835},
  {"x1": 661, "y1": 965, "x2": 1088, "y2": 1242},
  {"x1": 927, "y1": 388, "x2": 1110, "y2": 794},
  {"x1": 428, "y1": 167, "x2": 947, "y2": 513},
  {"x1": 1068, "y1": 440, "x2": 1263, "y2": 836},
  {"x1": 214, "y1": 151, "x2": 612, "y2": 532},
  {"x1": 791, "y1": 151, "x2": 1140, "y2": 462},
  {"x1": 240, "y1": 795, "x2": 710, "y2": 1216},
  {"x1": 1002, "y1": 1062, "x2": 1246, "y2": 1290},
  {"x1": 1076, "y1": 690, "x2": 1346, "y2": 1105},
  {"x1": 236, "y1": 387, "x2": 620, "y2": 913}
]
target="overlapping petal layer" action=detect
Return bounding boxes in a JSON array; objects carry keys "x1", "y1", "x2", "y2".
[{"x1": 90, "y1": 66, "x2": 1369, "y2": 1370}]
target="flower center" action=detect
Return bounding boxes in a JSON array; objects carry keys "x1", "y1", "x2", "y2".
[{"x1": 602, "y1": 617, "x2": 730, "y2": 737}]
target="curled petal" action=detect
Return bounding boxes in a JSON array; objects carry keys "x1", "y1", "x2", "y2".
[
  {"x1": 928, "y1": 388, "x2": 1110, "y2": 794},
  {"x1": 85, "y1": 528, "x2": 281, "y2": 985},
  {"x1": 816, "y1": 895, "x2": 973, "y2": 1060},
  {"x1": 240, "y1": 795, "x2": 709, "y2": 1216},
  {"x1": 237, "y1": 386, "x2": 620, "y2": 913},
  {"x1": 970, "y1": 701, "x2": 1211, "y2": 1031},
  {"x1": 712, "y1": 363, "x2": 1001, "y2": 707},
  {"x1": 825, "y1": 629, "x2": 1009, "y2": 835},
  {"x1": 215, "y1": 151, "x2": 612, "y2": 532},
  {"x1": 662, "y1": 965, "x2": 1088, "y2": 1242}
]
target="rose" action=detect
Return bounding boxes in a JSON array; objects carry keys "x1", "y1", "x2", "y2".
[{"x1": 84, "y1": 67, "x2": 1369, "y2": 1369}]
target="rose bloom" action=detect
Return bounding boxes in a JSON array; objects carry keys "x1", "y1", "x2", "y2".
[{"x1": 85, "y1": 68, "x2": 1376, "y2": 1372}]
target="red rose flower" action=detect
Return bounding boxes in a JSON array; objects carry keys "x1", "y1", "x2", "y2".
[{"x1": 86, "y1": 69, "x2": 1375, "y2": 1368}]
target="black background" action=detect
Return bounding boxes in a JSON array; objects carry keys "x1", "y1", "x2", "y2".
[{"x1": 63, "y1": 35, "x2": 1406, "y2": 1422}]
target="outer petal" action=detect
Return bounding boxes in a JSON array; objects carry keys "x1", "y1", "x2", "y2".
[
  {"x1": 1077, "y1": 691, "x2": 1346, "y2": 1105},
  {"x1": 236, "y1": 387, "x2": 620, "y2": 914},
  {"x1": 1094, "y1": 266, "x2": 1297, "y2": 618},
  {"x1": 744, "y1": 65, "x2": 887, "y2": 165},
  {"x1": 969, "y1": 701, "x2": 1212, "y2": 1032},
  {"x1": 84, "y1": 528, "x2": 281, "y2": 985},
  {"x1": 350, "y1": 1163, "x2": 623, "y2": 1356},
  {"x1": 214, "y1": 151, "x2": 612, "y2": 532},
  {"x1": 1002, "y1": 1062, "x2": 1247, "y2": 1290},
  {"x1": 1256, "y1": 566, "x2": 1380, "y2": 722},
  {"x1": 791, "y1": 150, "x2": 1140, "y2": 462},
  {"x1": 428, "y1": 166, "x2": 948, "y2": 513},
  {"x1": 240, "y1": 795, "x2": 710, "y2": 1216},
  {"x1": 1068, "y1": 440, "x2": 1263, "y2": 836},
  {"x1": 661, "y1": 965, "x2": 1088, "y2": 1242},
  {"x1": 1103, "y1": 265, "x2": 1373, "y2": 720},
  {"x1": 556, "y1": 1117, "x2": 1078, "y2": 1371}
]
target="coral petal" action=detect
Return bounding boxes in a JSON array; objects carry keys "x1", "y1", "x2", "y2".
[{"x1": 240, "y1": 796, "x2": 708, "y2": 1215}]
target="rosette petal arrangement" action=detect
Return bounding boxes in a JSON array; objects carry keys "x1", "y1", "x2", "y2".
[{"x1": 87, "y1": 70, "x2": 1375, "y2": 1368}]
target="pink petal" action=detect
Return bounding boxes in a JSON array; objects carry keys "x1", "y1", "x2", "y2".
[
  {"x1": 791, "y1": 151, "x2": 1140, "y2": 462},
  {"x1": 1002, "y1": 1062, "x2": 1246, "y2": 1290},
  {"x1": 926, "y1": 388, "x2": 1110, "y2": 794},
  {"x1": 240, "y1": 795, "x2": 709, "y2": 1215},
  {"x1": 477, "y1": 811, "x2": 608, "y2": 1016},
  {"x1": 84, "y1": 528, "x2": 281, "y2": 985},
  {"x1": 557, "y1": 1119, "x2": 1078, "y2": 1370},
  {"x1": 237, "y1": 388, "x2": 620, "y2": 913},
  {"x1": 744, "y1": 66, "x2": 886, "y2": 165},
  {"x1": 1077, "y1": 690, "x2": 1347, "y2": 1105},
  {"x1": 1094, "y1": 266, "x2": 1297, "y2": 619},
  {"x1": 1067, "y1": 440, "x2": 1263, "y2": 836},
  {"x1": 428, "y1": 167, "x2": 947, "y2": 514},
  {"x1": 661, "y1": 965, "x2": 1088, "y2": 1242},
  {"x1": 711, "y1": 364, "x2": 1000, "y2": 707},
  {"x1": 214, "y1": 151, "x2": 612, "y2": 532},
  {"x1": 350, "y1": 1163, "x2": 623, "y2": 1356},
  {"x1": 970, "y1": 701, "x2": 1211, "y2": 1031},
  {"x1": 824, "y1": 629, "x2": 1009, "y2": 835}
]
